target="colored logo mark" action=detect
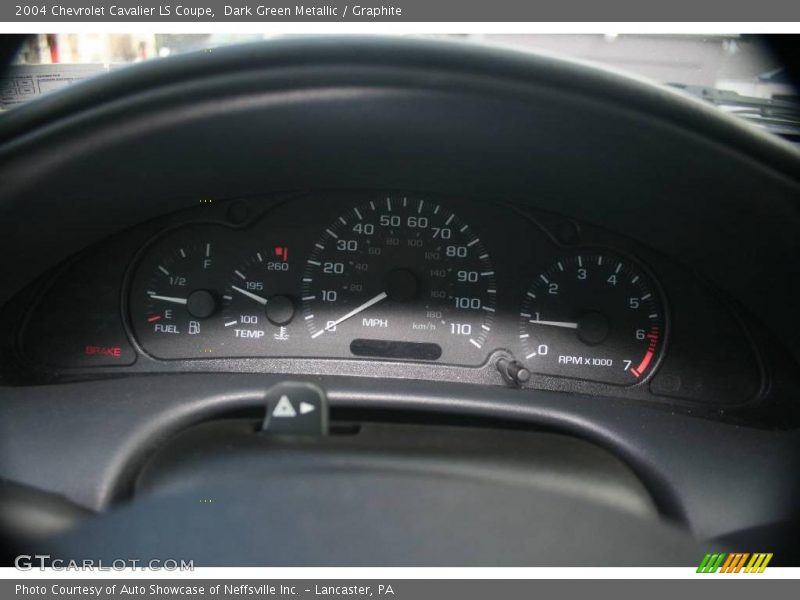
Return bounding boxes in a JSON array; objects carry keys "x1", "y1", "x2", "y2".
[{"x1": 697, "y1": 553, "x2": 773, "y2": 573}]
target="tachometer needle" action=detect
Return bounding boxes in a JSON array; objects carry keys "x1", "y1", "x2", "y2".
[
  {"x1": 148, "y1": 294, "x2": 188, "y2": 305},
  {"x1": 312, "y1": 291, "x2": 389, "y2": 338},
  {"x1": 529, "y1": 319, "x2": 579, "y2": 329},
  {"x1": 231, "y1": 285, "x2": 268, "y2": 306}
]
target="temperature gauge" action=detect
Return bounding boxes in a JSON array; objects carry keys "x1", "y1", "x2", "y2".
[{"x1": 222, "y1": 246, "x2": 297, "y2": 348}]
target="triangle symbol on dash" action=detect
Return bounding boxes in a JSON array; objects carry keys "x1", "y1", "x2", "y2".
[
  {"x1": 273, "y1": 395, "x2": 297, "y2": 418},
  {"x1": 299, "y1": 402, "x2": 315, "y2": 415}
]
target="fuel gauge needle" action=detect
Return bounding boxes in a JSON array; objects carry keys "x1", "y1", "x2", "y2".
[
  {"x1": 148, "y1": 294, "x2": 188, "y2": 305},
  {"x1": 231, "y1": 285, "x2": 268, "y2": 306},
  {"x1": 529, "y1": 319, "x2": 579, "y2": 329},
  {"x1": 312, "y1": 291, "x2": 388, "y2": 338}
]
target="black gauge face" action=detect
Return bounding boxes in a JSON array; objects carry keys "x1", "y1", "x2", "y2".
[
  {"x1": 221, "y1": 248, "x2": 297, "y2": 348},
  {"x1": 301, "y1": 197, "x2": 496, "y2": 363},
  {"x1": 130, "y1": 241, "x2": 223, "y2": 358},
  {"x1": 519, "y1": 253, "x2": 666, "y2": 385}
]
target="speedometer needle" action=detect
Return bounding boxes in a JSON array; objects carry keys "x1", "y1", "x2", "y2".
[
  {"x1": 231, "y1": 285, "x2": 268, "y2": 306},
  {"x1": 312, "y1": 291, "x2": 388, "y2": 338},
  {"x1": 529, "y1": 319, "x2": 579, "y2": 329},
  {"x1": 148, "y1": 294, "x2": 188, "y2": 305}
]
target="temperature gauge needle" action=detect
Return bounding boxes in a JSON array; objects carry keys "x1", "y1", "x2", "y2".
[
  {"x1": 529, "y1": 319, "x2": 579, "y2": 329},
  {"x1": 231, "y1": 285, "x2": 268, "y2": 306},
  {"x1": 148, "y1": 294, "x2": 188, "y2": 305},
  {"x1": 312, "y1": 291, "x2": 388, "y2": 338}
]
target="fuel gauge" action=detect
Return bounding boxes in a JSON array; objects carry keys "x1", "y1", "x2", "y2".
[{"x1": 130, "y1": 241, "x2": 224, "y2": 358}]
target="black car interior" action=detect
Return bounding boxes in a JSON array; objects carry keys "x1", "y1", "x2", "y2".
[{"x1": 0, "y1": 37, "x2": 798, "y2": 566}]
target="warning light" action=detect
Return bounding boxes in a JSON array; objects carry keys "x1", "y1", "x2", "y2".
[
  {"x1": 85, "y1": 345, "x2": 122, "y2": 358},
  {"x1": 274, "y1": 246, "x2": 289, "y2": 262}
]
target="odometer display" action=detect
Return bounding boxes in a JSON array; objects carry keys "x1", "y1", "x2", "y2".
[
  {"x1": 301, "y1": 197, "x2": 496, "y2": 364},
  {"x1": 519, "y1": 253, "x2": 666, "y2": 385}
]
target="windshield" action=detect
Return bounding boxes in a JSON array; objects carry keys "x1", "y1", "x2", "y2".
[{"x1": 3, "y1": 34, "x2": 798, "y2": 141}]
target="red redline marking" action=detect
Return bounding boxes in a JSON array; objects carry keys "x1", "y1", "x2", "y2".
[
  {"x1": 633, "y1": 350, "x2": 654, "y2": 378},
  {"x1": 147, "y1": 315, "x2": 162, "y2": 322}
]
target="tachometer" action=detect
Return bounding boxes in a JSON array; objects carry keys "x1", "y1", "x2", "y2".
[
  {"x1": 301, "y1": 197, "x2": 496, "y2": 363},
  {"x1": 518, "y1": 253, "x2": 666, "y2": 384}
]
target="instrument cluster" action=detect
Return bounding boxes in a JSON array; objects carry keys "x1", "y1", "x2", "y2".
[
  {"x1": 9, "y1": 189, "x2": 769, "y2": 408},
  {"x1": 127, "y1": 192, "x2": 668, "y2": 386}
]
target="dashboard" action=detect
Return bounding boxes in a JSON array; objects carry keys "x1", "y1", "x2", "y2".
[
  {"x1": 2, "y1": 190, "x2": 768, "y2": 409},
  {"x1": 0, "y1": 37, "x2": 799, "y2": 565}
]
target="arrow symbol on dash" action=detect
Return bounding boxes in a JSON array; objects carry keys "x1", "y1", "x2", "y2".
[{"x1": 299, "y1": 402, "x2": 315, "y2": 415}]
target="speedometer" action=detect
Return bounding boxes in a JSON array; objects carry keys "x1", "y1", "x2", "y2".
[{"x1": 301, "y1": 197, "x2": 496, "y2": 364}]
